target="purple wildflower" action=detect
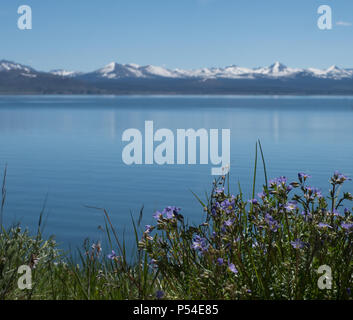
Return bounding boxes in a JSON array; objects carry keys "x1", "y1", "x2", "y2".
[
  {"x1": 145, "y1": 225, "x2": 153, "y2": 233},
  {"x1": 192, "y1": 235, "x2": 209, "y2": 253},
  {"x1": 220, "y1": 198, "x2": 236, "y2": 214},
  {"x1": 217, "y1": 258, "x2": 224, "y2": 266},
  {"x1": 248, "y1": 199, "x2": 258, "y2": 205},
  {"x1": 313, "y1": 188, "x2": 323, "y2": 198},
  {"x1": 162, "y1": 206, "x2": 181, "y2": 219},
  {"x1": 269, "y1": 176, "x2": 287, "y2": 187},
  {"x1": 341, "y1": 222, "x2": 353, "y2": 232},
  {"x1": 228, "y1": 263, "x2": 238, "y2": 274},
  {"x1": 298, "y1": 172, "x2": 312, "y2": 182},
  {"x1": 215, "y1": 187, "x2": 224, "y2": 194},
  {"x1": 331, "y1": 171, "x2": 351, "y2": 185},
  {"x1": 305, "y1": 186, "x2": 323, "y2": 200},
  {"x1": 156, "y1": 290, "x2": 164, "y2": 299},
  {"x1": 290, "y1": 239, "x2": 305, "y2": 249},
  {"x1": 107, "y1": 250, "x2": 117, "y2": 260},
  {"x1": 211, "y1": 201, "x2": 221, "y2": 216},
  {"x1": 284, "y1": 201, "x2": 297, "y2": 212},
  {"x1": 224, "y1": 218, "x2": 235, "y2": 227},
  {"x1": 153, "y1": 211, "x2": 163, "y2": 220},
  {"x1": 265, "y1": 213, "x2": 279, "y2": 232}
]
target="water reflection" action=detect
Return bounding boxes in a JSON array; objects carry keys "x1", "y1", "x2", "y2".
[{"x1": 0, "y1": 95, "x2": 352, "y2": 250}]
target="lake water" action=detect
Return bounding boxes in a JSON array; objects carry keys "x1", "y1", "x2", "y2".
[{"x1": 0, "y1": 95, "x2": 353, "y2": 251}]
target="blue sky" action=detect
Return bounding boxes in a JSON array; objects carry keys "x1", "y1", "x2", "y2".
[{"x1": 0, "y1": 0, "x2": 352, "y2": 71}]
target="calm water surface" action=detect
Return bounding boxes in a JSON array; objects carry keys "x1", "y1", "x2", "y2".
[{"x1": 0, "y1": 95, "x2": 352, "y2": 250}]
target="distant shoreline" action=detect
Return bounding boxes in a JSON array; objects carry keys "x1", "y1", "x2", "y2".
[{"x1": 2, "y1": 92, "x2": 353, "y2": 96}]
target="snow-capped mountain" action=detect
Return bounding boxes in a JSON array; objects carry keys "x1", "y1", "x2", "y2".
[
  {"x1": 0, "y1": 60, "x2": 34, "y2": 73},
  {"x1": 0, "y1": 60, "x2": 38, "y2": 78},
  {"x1": 1, "y1": 59, "x2": 353, "y2": 81},
  {"x1": 87, "y1": 62, "x2": 180, "y2": 79},
  {"x1": 79, "y1": 61, "x2": 353, "y2": 81},
  {"x1": 50, "y1": 69, "x2": 81, "y2": 78},
  {"x1": 251, "y1": 62, "x2": 302, "y2": 78},
  {"x1": 1, "y1": 59, "x2": 353, "y2": 95},
  {"x1": 320, "y1": 65, "x2": 353, "y2": 79}
]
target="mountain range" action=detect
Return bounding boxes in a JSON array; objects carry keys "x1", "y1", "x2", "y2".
[{"x1": 1, "y1": 60, "x2": 353, "y2": 94}]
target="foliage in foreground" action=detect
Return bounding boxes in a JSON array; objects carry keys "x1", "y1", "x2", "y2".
[
  {"x1": 1, "y1": 161, "x2": 353, "y2": 300},
  {"x1": 141, "y1": 172, "x2": 353, "y2": 299}
]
